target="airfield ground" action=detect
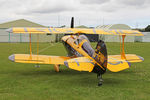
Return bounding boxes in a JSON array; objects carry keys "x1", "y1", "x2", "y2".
[{"x1": 0, "y1": 42, "x2": 150, "y2": 100}]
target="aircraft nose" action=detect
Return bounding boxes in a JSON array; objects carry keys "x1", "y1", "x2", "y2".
[{"x1": 8, "y1": 54, "x2": 15, "y2": 62}]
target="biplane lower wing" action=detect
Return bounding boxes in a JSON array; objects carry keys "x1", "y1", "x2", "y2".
[
  {"x1": 107, "y1": 54, "x2": 144, "y2": 72},
  {"x1": 9, "y1": 54, "x2": 144, "y2": 72},
  {"x1": 9, "y1": 54, "x2": 71, "y2": 65},
  {"x1": 9, "y1": 54, "x2": 95, "y2": 72},
  {"x1": 64, "y1": 57, "x2": 95, "y2": 72},
  {"x1": 108, "y1": 54, "x2": 144, "y2": 63}
]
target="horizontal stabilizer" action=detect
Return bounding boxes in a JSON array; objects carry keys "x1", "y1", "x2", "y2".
[
  {"x1": 9, "y1": 54, "x2": 70, "y2": 65},
  {"x1": 64, "y1": 57, "x2": 95, "y2": 72}
]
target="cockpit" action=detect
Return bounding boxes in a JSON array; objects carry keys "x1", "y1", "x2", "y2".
[
  {"x1": 62, "y1": 35, "x2": 95, "y2": 57},
  {"x1": 75, "y1": 35, "x2": 95, "y2": 57}
]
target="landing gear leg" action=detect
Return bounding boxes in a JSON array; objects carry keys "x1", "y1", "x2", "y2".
[
  {"x1": 97, "y1": 74, "x2": 103, "y2": 86},
  {"x1": 35, "y1": 64, "x2": 40, "y2": 68},
  {"x1": 54, "y1": 64, "x2": 60, "y2": 72}
]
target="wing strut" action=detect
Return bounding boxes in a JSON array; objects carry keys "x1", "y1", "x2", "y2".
[
  {"x1": 29, "y1": 33, "x2": 32, "y2": 59},
  {"x1": 35, "y1": 34, "x2": 40, "y2": 67},
  {"x1": 37, "y1": 34, "x2": 39, "y2": 60},
  {"x1": 120, "y1": 35, "x2": 126, "y2": 59}
]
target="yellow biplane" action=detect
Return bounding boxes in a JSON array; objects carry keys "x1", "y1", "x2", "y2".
[{"x1": 7, "y1": 17, "x2": 144, "y2": 86}]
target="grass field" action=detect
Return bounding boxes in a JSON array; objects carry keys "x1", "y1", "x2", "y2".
[{"x1": 0, "y1": 42, "x2": 150, "y2": 100}]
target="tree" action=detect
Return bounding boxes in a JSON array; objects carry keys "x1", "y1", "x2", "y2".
[{"x1": 145, "y1": 25, "x2": 150, "y2": 32}]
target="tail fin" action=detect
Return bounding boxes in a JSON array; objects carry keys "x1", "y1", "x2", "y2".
[{"x1": 94, "y1": 40, "x2": 107, "y2": 69}]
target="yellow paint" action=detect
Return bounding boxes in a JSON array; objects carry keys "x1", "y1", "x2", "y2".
[
  {"x1": 14, "y1": 54, "x2": 71, "y2": 64},
  {"x1": 62, "y1": 35, "x2": 73, "y2": 41},
  {"x1": 121, "y1": 35, "x2": 126, "y2": 59},
  {"x1": 8, "y1": 27, "x2": 144, "y2": 73},
  {"x1": 66, "y1": 37, "x2": 105, "y2": 70},
  {"x1": 79, "y1": 39, "x2": 87, "y2": 47},
  {"x1": 54, "y1": 64, "x2": 60, "y2": 72},
  {"x1": 66, "y1": 57, "x2": 94, "y2": 72},
  {"x1": 9, "y1": 27, "x2": 144, "y2": 36},
  {"x1": 29, "y1": 33, "x2": 32, "y2": 59},
  {"x1": 108, "y1": 54, "x2": 144, "y2": 63},
  {"x1": 37, "y1": 34, "x2": 39, "y2": 61},
  {"x1": 107, "y1": 54, "x2": 144, "y2": 72},
  {"x1": 107, "y1": 60, "x2": 130, "y2": 72}
]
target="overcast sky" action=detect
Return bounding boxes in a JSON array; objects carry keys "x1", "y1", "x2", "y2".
[{"x1": 0, "y1": 0, "x2": 150, "y2": 28}]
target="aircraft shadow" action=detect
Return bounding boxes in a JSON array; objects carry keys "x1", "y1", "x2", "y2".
[{"x1": 15, "y1": 69, "x2": 126, "y2": 87}]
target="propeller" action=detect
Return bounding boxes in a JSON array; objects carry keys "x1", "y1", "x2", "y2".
[
  {"x1": 64, "y1": 17, "x2": 74, "y2": 36},
  {"x1": 71, "y1": 17, "x2": 74, "y2": 28}
]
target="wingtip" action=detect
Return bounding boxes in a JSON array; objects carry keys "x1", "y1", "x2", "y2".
[
  {"x1": 138, "y1": 56, "x2": 144, "y2": 61},
  {"x1": 8, "y1": 54, "x2": 15, "y2": 62},
  {"x1": 127, "y1": 61, "x2": 131, "y2": 67},
  {"x1": 64, "y1": 61, "x2": 69, "y2": 68},
  {"x1": 6, "y1": 28, "x2": 13, "y2": 33}
]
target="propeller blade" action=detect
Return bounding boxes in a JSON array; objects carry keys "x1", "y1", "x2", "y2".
[{"x1": 71, "y1": 17, "x2": 74, "y2": 28}]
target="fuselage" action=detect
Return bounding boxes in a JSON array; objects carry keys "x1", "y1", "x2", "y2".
[
  {"x1": 62, "y1": 35, "x2": 107, "y2": 75},
  {"x1": 62, "y1": 35, "x2": 94, "y2": 57}
]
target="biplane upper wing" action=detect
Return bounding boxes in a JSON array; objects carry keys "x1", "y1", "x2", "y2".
[
  {"x1": 107, "y1": 54, "x2": 144, "y2": 72},
  {"x1": 7, "y1": 27, "x2": 143, "y2": 36}
]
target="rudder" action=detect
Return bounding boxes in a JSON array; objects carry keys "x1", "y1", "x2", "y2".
[{"x1": 94, "y1": 40, "x2": 107, "y2": 69}]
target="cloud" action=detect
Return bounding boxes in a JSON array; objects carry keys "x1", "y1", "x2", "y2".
[
  {"x1": 117, "y1": 0, "x2": 146, "y2": 6},
  {"x1": 24, "y1": 0, "x2": 80, "y2": 14},
  {"x1": 0, "y1": 0, "x2": 150, "y2": 28},
  {"x1": 29, "y1": 4, "x2": 74, "y2": 14},
  {"x1": 80, "y1": 0, "x2": 111, "y2": 5}
]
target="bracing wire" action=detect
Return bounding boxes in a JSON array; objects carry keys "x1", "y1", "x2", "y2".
[{"x1": 31, "y1": 42, "x2": 59, "y2": 54}]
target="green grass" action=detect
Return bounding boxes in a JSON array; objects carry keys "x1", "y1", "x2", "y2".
[{"x1": 0, "y1": 42, "x2": 150, "y2": 100}]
